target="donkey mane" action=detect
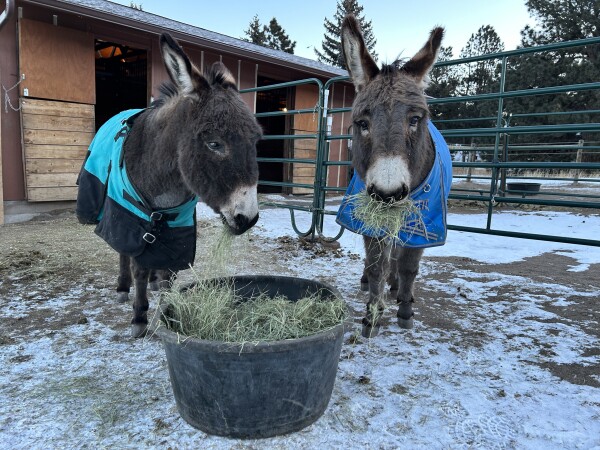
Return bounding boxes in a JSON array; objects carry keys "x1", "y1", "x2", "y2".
[
  {"x1": 380, "y1": 59, "x2": 433, "y2": 89},
  {"x1": 380, "y1": 59, "x2": 408, "y2": 76},
  {"x1": 153, "y1": 63, "x2": 238, "y2": 108}
]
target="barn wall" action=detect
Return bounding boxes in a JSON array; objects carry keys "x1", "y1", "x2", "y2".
[
  {"x1": 327, "y1": 82, "x2": 353, "y2": 190},
  {"x1": 2, "y1": 1, "x2": 341, "y2": 203},
  {"x1": 0, "y1": 6, "x2": 24, "y2": 200}
]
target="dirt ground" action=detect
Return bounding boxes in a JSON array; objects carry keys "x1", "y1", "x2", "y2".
[{"x1": 1, "y1": 206, "x2": 598, "y2": 390}]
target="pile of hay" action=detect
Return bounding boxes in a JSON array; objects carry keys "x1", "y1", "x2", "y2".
[
  {"x1": 160, "y1": 282, "x2": 346, "y2": 343},
  {"x1": 158, "y1": 228, "x2": 346, "y2": 343},
  {"x1": 349, "y1": 191, "x2": 425, "y2": 243}
]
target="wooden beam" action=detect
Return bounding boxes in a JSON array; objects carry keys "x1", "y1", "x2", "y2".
[{"x1": 0, "y1": 67, "x2": 4, "y2": 225}]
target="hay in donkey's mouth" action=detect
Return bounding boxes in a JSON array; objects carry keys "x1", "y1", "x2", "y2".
[{"x1": 349, "y1": 191, "x2": 425, "y2": 244}]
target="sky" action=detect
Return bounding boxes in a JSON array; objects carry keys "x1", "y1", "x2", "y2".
[{"x1": 110, "y1": 0, "x2": 534, "y2": 62}]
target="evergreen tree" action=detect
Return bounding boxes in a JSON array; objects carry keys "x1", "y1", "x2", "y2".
[
  {"x1": 243, "y1": 15, "x2": 267, "y2": 47},
  {"x1": 242, "y1": 16, "x2": 296, "y2": 54},
  {"x1": 427, "y1": 46, "x2": 461, "y2": 124},
  {"x1": 266, "y1": 18, "x2": 296, "y2": 54},
  {"x1": 506, "y1": 0, "x2": 600, "y2": 156},
  {"x1": 315, "y1": 0, "x2": 378, "y2": 68},
  {"x1": 458, "y1": 25, "x2": 504, "y2": 97}
]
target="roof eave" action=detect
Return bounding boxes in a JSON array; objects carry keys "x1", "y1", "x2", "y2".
[{"x1": 20, "y1": 0, "x2": 347, "y2": 79}]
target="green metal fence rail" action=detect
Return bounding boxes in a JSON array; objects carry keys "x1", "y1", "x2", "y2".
[
  {"x1": 245, "y1": 35, "x2": 600, "y2": 247},
  {"x1": 241, "y1": 78, "x2": 325, "y2": 238}
]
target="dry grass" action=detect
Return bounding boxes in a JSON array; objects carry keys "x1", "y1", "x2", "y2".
[
  {"x1": 160, "y1": 282, "x2": 346, "y2": 343},
  {"x1": 158, "y1": 227, "x2": 346, "y2": 343},
  {"x1": 349, "y1": 191, "x2": 425, "y2": 244}
]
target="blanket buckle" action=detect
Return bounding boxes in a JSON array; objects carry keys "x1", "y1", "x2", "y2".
[{"x1": 143, "y1": 232, "x2": 156, "y2": 244}]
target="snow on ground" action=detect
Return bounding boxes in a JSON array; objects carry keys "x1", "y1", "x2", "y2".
[{"x1": 1, "y1": 204, "x2": 600, "y2": 449}]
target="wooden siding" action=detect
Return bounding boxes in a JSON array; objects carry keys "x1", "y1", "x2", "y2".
[
  {"x1": 292, "y1": 84, "x2": 320, "y2": 194},
  {"x1": 18, "y1": 18, "x2": 95, "y2": 105},
  {"x1": 21, "y1": 98, "x2": 94, "y2": 202}
]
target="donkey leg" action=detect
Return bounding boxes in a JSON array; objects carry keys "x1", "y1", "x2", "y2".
[
  {"x1": 154, "y1": 269, "x2": 178, "y2": 290},
  {"x1": 116, "y1": 254, "x2": 132, "y2": 303},
  {"x1": 360, "y1": 270, "x2": 369, "y2": 292},
  {"x1": 361, "y1": 236, "x2": 390, "y2": 338},
  {"x1": 130, "y1": 260, "x2": 151, "y2": 338},
  {"x1": 394, "y1": 247, "x2": 424, "y2": 329},
  {"x1": 388, "y1": 251, "x2": 400, "y2": 298},
  {"x1": 148, "y1": 270, "x2": 160, "y2": 292}
]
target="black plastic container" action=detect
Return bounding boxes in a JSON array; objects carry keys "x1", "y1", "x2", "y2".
[
  {"x1": 156, "y1": 275, "x2": 345, "y2": 439},
  {"x1": 506, "y1": 182, "x2": 541, "y2": 197}
]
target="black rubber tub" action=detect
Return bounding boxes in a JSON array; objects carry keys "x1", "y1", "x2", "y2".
[
  {"x1": 506, "y1": 182, "x2": 541, "y2": 197},
  {"x1": 155, "y1": 275, "x2": 345, "y2": 439}
]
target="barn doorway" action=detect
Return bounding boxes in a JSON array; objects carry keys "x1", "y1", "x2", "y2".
[
  {"x1": 95, "y1": 40, "x2": 148, "y2": 131},
  {"x1": 255, "y1": 76, "x2": 294, "y2": 193}
]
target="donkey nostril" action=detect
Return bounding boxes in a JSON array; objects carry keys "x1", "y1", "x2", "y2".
[
  {"x1": 396, "y1": 184, "x2": 409, "y2": 201},
  {"x1": 231, "y1": 213, "x2": 259, "y2": 235}
]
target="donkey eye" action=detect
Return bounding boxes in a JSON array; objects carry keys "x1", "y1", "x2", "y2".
[
  {"x1": 355, "y1": 120, "x2": 369, "y2": 132},
  {"x1": 409, "y1": 116, "x2": 420, "y2": 127},
  {"x1": 206, "y1": 141, "x2": 224, "y2": 153}
]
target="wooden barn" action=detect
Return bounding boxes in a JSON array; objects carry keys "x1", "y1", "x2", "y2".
[{"x1": 0, "y1": 0, "x2": 353, "y2": 223}]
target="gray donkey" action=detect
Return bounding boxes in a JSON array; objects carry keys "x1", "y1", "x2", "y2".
[
  {"x1": 77, "y1": 33, "x2": 261, "y2": 337},
  {"x1": 337, "y1": 16, "x2": 452, "y2": 337}
]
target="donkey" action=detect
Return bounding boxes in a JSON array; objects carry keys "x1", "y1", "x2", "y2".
[
  {"x1": 338, "y1": 16, "x2": 451, "y2": 337},
  {"x1": 77, "y1": 33, "x2": 261, "y2": 337}
]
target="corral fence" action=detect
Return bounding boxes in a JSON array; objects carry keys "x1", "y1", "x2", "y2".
[{"x1": 242, "y1": 35, "x2": 600, "y2": 247}]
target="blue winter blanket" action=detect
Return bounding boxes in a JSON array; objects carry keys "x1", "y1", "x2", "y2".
[
  {"x1": 336, "y1": 121, "x2": 452, "y2": 248},
  {"x1": 76, "y1": 109, "x2": 198, "y2": 270}
]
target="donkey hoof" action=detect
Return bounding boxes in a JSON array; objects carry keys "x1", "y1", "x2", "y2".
[
  {"x1": 361, "y1": 323, "x2": 381, "y2": 338},
  {"x1": 131, "y1": 323, "x2": 148, "y2": 338},
  {"x1": 397, "y1": 315, "x2": 414, "y2": 329},
  {"x1": 116, "y1": 292, "x2": 129, "y2": 303}
]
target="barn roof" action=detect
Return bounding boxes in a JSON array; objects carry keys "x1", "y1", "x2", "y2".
[{"x1": 24, "y1": 0, "x2": 348, "y2": 78}]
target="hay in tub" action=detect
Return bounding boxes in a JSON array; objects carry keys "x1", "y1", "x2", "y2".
[{"x1": 158, "y1": 229, "x2": 346, "y2": 343}]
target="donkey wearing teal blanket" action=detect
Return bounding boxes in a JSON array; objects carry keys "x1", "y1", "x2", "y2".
[{"x1": 77, "y1": 34, "x2": 261, "y2": 337}]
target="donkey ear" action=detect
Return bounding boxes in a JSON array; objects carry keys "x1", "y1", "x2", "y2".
[
  {"x1": 341, "y1": 15, "x2": 379, "y2": 92},
  {"x1": 159, "y1": 33, "x2": 206, "y2": 94},
  {"x1": 402, "y1": 27, "x2": 444, "y2": 87},
  {"x1": 209, "y1": 62, "x2": 238, "y2": 89}
]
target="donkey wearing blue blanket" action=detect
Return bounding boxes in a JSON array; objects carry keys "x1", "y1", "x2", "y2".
[{"x1": 339, "y1": 15, "x2": 450, "y2": 337}]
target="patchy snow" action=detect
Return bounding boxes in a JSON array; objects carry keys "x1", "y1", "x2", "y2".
[{"x1": 1, "y1": 203, "x2": 600, "y2": 449}]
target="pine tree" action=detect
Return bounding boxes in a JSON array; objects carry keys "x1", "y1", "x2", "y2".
[
  {"x1": 266, "y1": 18, "x2": 296, "y2": 54},
  {"x1": 243, "y1": 15, "x2": 267, "y2": 47},
  {"x1": 242, "y1": 16, "x2": 296, "y2": 54},
  {"x1": 458, "y1": 25, "x2": 505, "y2": 97},
  {"x1": 427, "y1": 46, "x2": 460, "y2": 122},
  {"x1": 506, "y1": 0, "x2": 600, "y2": 155},
  {"x1": 315, "y1": 0, "x2": 378, "y2": 68}
]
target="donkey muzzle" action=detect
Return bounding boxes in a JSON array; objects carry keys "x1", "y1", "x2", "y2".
[
  {"x1": 365, "y1": 155, "x2": 412, "y2": 204},
  {"x1": 224, "y1": 212, "x2": 259, "y2": 235},
  {"x1": 219, "y1": 184, "x2": 259, "y2": 235},
  {"x1": 367, "y1": 183, "x2": 409, "y2": 204}
]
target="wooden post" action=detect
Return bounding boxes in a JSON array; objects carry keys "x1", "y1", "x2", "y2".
[
  {"x1": 0, "y1": 67, "x2": 4, "y2": 225},
  {"x1": 574, "y1": 137, "x2": 584, "y2": 184},
  {"x1": 466, "y1": 141, "x2": 475, "y2": 182}
]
